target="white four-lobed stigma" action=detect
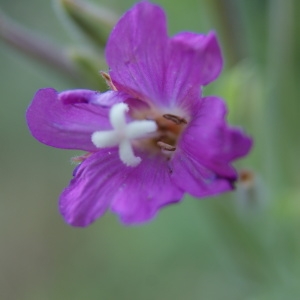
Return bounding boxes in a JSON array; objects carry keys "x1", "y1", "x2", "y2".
[{"x1": 91, "y1": 103, "x2": 157, "y2": 167}]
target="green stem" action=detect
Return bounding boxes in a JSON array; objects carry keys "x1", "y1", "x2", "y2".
[
  {"x1": 0, "y1": 9, "x2": 80, "y2": 82},
  {"x1": 205, "y1": 0, "x2": 247, "y2": 66},
  {"x1": 265, "y1": 0, "x2": 294, "y2": 190}
]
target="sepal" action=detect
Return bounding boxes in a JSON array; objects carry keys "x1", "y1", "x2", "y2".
[{"x1": 68, "y1": 48, "x2": 108, "y2": 90}]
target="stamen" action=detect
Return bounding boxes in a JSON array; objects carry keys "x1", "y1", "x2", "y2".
[
  {"x1": 71, "y1": 152, "x2": 92, "y2": 163},
  {"x1": 91, "y1": 103, "x2": 157, "y2": 167},
  {"x1": 163, "y1": 114, "x2": 187, "y2": 124},
  {"x1": 157, "y1": 141, "x2": 176, "y2": 151}
]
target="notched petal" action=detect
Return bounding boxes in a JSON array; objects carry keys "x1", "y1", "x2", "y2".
[
  {"x1": 105, "y1": 2, "x2": 169, "y2": 105},
  {"x1": 199, "y1": 31, "x2": 223, "y2": 85},
  {"x1": 170, "y1": 31, "x2": 223, "y2": 88},
  {"x1": 178, "y1": 96, "x2": 252, "y2": 179}
]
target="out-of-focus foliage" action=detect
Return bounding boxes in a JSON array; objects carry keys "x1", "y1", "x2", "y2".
[{"x1": 0, "y1": 0, "x2": 300, "y2": 299}]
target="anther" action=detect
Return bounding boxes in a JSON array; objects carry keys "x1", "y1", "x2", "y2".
[
  {"x1": 157, "y1": 141, "x2": 176, "y2": 151},
  {"x1": 163, "y1": 114, "x2": 187, "y2": 124}
]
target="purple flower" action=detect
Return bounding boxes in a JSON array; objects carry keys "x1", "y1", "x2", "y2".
[{"x1": 26, "y1": 2, "x2": 252, "y2": 226}]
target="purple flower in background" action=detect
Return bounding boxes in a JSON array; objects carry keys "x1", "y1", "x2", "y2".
[{"x1": 26, "y1": 2, "x2": 252, "y2": 226}]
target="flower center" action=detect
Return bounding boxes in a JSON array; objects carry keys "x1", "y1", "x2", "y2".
[
  {"x1": 91, "y1": 103, "x2": 157, "y2": 167},
  {"x1": 132, "y1": 110, "x2": 188, "y2": 158},
  {"x1": 91, "y1": 103, "x2": 187, "y2": 167}
]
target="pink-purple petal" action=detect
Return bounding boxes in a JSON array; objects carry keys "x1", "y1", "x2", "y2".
[
  {"x1": 110, "y1": 152, "x2": 184, "y2": 224},
  {"x1": 163, "y1": 31, "x2": 223, "y2": 109},
  {"x1": 26, "y1": 88, "x2": 127, "y2": 151},
  {"x1": 106, "y1": 2, "x2": 168, "y2": 106},
  {"x1": 60, "y1": 148, "x2": 184, "y2": 226},
  {"x1": 170, "y1": 31, "x2": 223, "y2": 87},
  {"x1": 59, "y1": 89, "x2": 102, "y2": 104},
  {"x1": 222, "y1": 126, "x2": 253, "y2": 161},
  {"x1": 106, "y1": 3, "x2": 223, "y2": 110},
  {"x1": 178, "y1": 96, "x2": 252, "y2": 178},
  {"x1": 59, "y1": 148, "x2": 120, "y2": 227},
  {"x1": 170, "y1": 149, "x2": 234, "y2": 198}
]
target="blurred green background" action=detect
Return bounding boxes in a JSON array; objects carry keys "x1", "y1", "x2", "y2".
[{"x1": 1, "y1": 0, "x2": 300, "y2": 299}]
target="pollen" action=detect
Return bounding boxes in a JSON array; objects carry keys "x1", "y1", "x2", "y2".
[{"x1": 91, "y1": 103, "x2": 157, "y2": 167}]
